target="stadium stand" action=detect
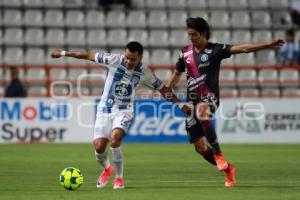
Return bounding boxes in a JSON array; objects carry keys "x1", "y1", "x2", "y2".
[{"x1": 0, "y1": 0, "x2": 299, "y2": 98}]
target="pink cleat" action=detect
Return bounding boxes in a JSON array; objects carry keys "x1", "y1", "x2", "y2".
[
  {"x1": 96, "y1": 165, "x2": 114, "y2": 188},
  {"x1": 214, "y1": 153, "x2": 229, "y2": 171},
  {"x1": 113, "y1": 177, "x2": 125, "y2": 189},
  {"x1": 224, "y1": 163, "x2": 236, "y2": 188}
]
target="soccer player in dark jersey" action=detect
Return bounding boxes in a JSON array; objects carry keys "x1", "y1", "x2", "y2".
[{"x1": 167, "y1": 17, "x2": 284, "y2": 187}]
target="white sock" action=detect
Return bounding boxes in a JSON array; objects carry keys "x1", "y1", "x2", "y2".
[
  {"x1": 95, "y1": 151, "x2": 110, "y2": 169},
  {"x1": 111, "y1": 147, "x2": 123, "y2": 178}
]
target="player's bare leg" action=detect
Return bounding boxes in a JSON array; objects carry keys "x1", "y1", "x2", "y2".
[
  {"x1": 196, "y1": 103, "x2": 236, "y2": 187},
  {"x1": 193, "y1": 136, "x2": 216, "y2": 165},
  {"x1": 111, "y1": 128, "x2": 125, "y2": 189},
  {"x1": 196, "y1": 103, "x2": 228, "y2": 171},
  {"x1": 94, "y1": 138, "x2": 114, "y2": 188}
]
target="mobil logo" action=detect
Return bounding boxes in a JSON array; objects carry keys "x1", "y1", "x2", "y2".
[{"x1": 0, "y1": 100, "x2": 69, "y2": 121}]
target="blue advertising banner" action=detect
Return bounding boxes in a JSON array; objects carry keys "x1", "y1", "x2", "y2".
[{"x1": 126, "y1": 99, "x2": 188, "y2": 142}]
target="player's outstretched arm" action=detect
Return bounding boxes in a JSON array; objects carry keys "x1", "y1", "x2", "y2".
[
  {"x1": 159, "y1": 86, "x2": 191, "y2": 117},
  {"x1": 51, "y1": 49, "x2": 96, "y2": 62},
  {"x1": 166, "y1": 69, "x2": 182, "y2": 89},
  {"x1": 230, "y1": 39, "x2": 285, "y2": 54}
]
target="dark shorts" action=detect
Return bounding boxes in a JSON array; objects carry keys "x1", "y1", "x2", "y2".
[
  {"x1": 185, "y1": 93, "x2": 219, "y2": 143},
  {"x1": 185, "y1": 113, "x2": 205, "y2": 143}
]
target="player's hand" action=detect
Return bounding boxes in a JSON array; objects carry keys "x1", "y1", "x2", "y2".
[
  {"x1": 51, "y1": 49, "x2": 63, "y2": 58},
  {"x1": 181, "y1": 103, "x2": 193, "y2": 117},
  {"x1": 268, "y1": 39, "x2": 285, "y2": 47}
]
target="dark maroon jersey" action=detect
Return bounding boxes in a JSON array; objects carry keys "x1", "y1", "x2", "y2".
[{"x1": 176, "y1": 42, "x2": 232, "y2": 104}]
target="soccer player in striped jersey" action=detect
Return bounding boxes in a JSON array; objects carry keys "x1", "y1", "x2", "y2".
[
  {"x1": 167, "y1": 17, "x2": 284, "y2": 187},
  {"x1": 51, "y1": 41, "x2": 190, "y2": 189}
]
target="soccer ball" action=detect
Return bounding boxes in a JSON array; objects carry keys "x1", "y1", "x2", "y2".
[{"x1": 59, "y1": 167, "x2": 84, "y2": 190}]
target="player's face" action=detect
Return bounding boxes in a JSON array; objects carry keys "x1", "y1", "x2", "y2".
[
  {"x1": 124, "y1": 49, "x2": 142, "y2": 70},
  {"x1": 187, "y1": 28, "x2": 206, "y2": 47}
]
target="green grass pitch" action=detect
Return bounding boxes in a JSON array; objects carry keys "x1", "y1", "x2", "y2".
[{"x1": 0, "y1": 143, "x2": 300, "y2": 200}]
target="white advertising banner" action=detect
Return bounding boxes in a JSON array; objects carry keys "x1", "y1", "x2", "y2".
[
  {"x1": 0, "y1": 98, "x2": 95, "y2": 143},
  {"x1": 216, "y1": 99, "x2": 300, "y2": 143},
  {"x1": 1, "y1": 98, "x2": 300, "y2": 143}
]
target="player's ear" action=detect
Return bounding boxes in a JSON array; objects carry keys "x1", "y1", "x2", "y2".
[{"x1": 138, "y1": 55, "x2": 143, "y2": 62}]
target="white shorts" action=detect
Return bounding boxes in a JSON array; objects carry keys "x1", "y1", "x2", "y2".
[{"x1": 93, "y1": 109, "x2": 134, "y2": 141}]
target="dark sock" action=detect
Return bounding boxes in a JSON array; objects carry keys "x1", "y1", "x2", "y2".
[
  {"x1": 202, "y1": 147, "x2": 216, "y2": 165},
  {"x1": 202, "y1": 120, "x2": 221, "y2": 155}
]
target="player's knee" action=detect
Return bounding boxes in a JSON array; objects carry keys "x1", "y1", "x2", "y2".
[
  {"x1": 194, "y1": 140, "x2": 208, "y2": 155},
  {"x1": 94, "y1": 139, "x2": 107, "y2": 154},
  {"x1": 195, "y1": 145, "x2": 207, "y2": 155},
  {"x1": 110, "y1": 139, "x2": 121, "y2": 148},
  {"x1": 95, "y1": 145, "x2": 106, "y2": 154},
  {"x1": 196, "y1": 104, "x2": 211, "y2": 120}
]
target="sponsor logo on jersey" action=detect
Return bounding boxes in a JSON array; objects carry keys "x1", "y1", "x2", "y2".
[
  {"x1": 183, "y1": 50, "x2": 193, "y2": 57},
  {"x1": 204, "y1": 48, "x2": 212, "y2": 54},
  {"x1": 198, "y1": 62, "x2": 210, "y2": 68},
  {"x1": 187, "y1": 74, "x2": 207, "y2": 91},
  {"x1": 186, "y1": 57, "x2": 191, "y2": 64},
  {"x1": 201, "y1": 54, "x2": 209, "y2": 62}
]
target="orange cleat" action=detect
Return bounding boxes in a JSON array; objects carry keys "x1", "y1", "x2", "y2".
[
  {"x1": 224, "y1": 163, "x2": 236, "y2": 188},
  {"x1": 113, "y1": 177, "x2": 125, "y2": 189},
  {"x1": 214, "y1": 153, "x2": 229, "y2": 171},
  {"x1": 96, "y1": 165, "x2": 114, "y2": 188}
]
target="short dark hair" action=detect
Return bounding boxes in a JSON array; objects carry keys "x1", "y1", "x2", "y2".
[
  {"x1": 126, "y1": 41, "x2": 143, "y2": 55},
  {"x1": 286, "y1": 29, "x2": 295, "y2": 37},
  {"x1": 186, "y1": 17, "x2": 210, "y2": 40},
  {"x1": 9, "y1": 66, "x2": 18, "y2": 73}
]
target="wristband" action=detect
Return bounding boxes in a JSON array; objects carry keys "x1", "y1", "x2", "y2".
[
  {"x1": 61, "y1": 51, "x2": 66, "y2": 56},
  {"x1": 177, "y1": 103, "x2": 185, "y2": 109}
]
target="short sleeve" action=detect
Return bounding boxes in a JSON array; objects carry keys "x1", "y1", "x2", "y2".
[
  {"x1": 175, "y1": 52, "x2": 185, "y2": 73},
  {"x1": 94, "y1": 52, "x2": 122, "y2": 66},
  {"x1": 140, "y1": 67, "x2": 164, "y2": 91},
  {"x1": 216, "y1": 43, "x2": 232, "y2": 59}
]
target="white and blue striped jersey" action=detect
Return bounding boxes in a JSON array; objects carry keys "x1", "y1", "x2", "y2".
[{"x1": 94, "y1": 52, "x2": 164, "y2": 111}]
